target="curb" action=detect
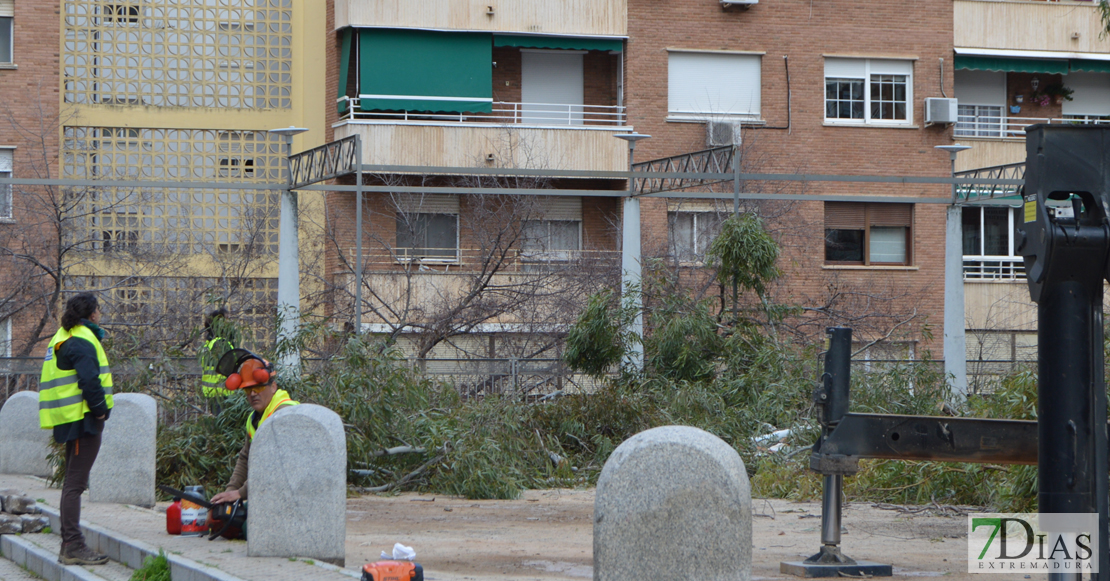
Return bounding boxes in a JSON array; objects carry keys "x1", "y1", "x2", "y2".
[
  {"x1": 0, "y1": 534, "x2": 104, "y2": 581},
  {"x1": 35, "y1": 505, "x2": 247, "y2": 581}
]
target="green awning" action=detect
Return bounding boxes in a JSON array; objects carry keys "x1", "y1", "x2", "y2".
[
  {"x1": 493, "y1": 34, "x2": 623, "y2": 52},
  {"x1": 955, "y1": 55, "x2": 1069, "y2": 74},
  {"x1": 1069, "y1": 58, "x2": 1110, "y2": 73},
  {"x1": 357, "y1": 29, "x2": 493, "y2": 113}
]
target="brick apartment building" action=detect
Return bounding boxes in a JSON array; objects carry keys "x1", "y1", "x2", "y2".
[
  {"x1": 0, "y1": 0, "x2": 61, "y2": 359},
  {"x1": 324, "y1": 0, "x2": 956, "y2": 362}
]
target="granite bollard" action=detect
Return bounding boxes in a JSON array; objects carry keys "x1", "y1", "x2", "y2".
[
  {"x1": 89, "y1": 393, "x2": 157, "y2": 507},
  {"x1": 594, "y1": 425, "x2": 752, "y2": 581},
  {"x1": 0, "y1": 391, "x2": 54, "y2": 477},
  {"x1": 248, "y1": 403, "x2": 346, "y2": 565}
]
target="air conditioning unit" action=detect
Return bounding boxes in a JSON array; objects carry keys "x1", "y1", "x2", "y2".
[
  {"x1": 706, "y1": 121, "x2": 742, "y2": 147},
  {"x1": 925, "y1": 98, "x2": 958, "y2": 124}
]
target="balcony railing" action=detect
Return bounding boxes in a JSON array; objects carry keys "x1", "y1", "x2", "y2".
[
  {"x1": 955, "y1": 114, "x2": 1110, "y2": 139},
  {"x1": 344, "y1": 247, "x2": 622, "y2": 271},
  {"x1": 964, "y1": 256, "x2": 1026, "y2": 280},
  {"x1": 338, "y1": 98, "x2": 626, "y2": 127}
]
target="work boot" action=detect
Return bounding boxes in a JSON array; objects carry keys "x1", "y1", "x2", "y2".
[{"x1": 58, "y1": 542, "x2": 109, "y2": 566}]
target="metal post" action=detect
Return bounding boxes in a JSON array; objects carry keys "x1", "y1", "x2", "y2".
[
  {"x1": 616, "y1": 133, "x2": 650, "y2": 371},
  {"x1": 732, "y1": 144, "x2": 740, "y2": 216},
  {"x1": 782, "y1": 327, "x2": 891, "y2": 578},
  {"x1": 354, "y1": 135, "x2": 363, "y2": 335},
  {"x1": 937, "y1": 145, "x2": 970, "y2": 399},
  {"x1": 277, "y1": 135, "x2": 302, "y2": 375}
]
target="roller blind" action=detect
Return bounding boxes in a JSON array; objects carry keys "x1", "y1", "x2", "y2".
[
  {"x1": 825, "y1": 202, "x2": 865, "y2": 229},
  {"x1": 825, "y1": 58, "x2": 866, "y2": 78},
  {"x1": 869, "y1": 203, "x2": 912, "y2": 226},
  {"x1": 1063, "y1": 72, "x2": 1110, "y2": 116},
  {"x1": 0, "y1": 1, "x2": 12, "y2": 18},
  {"x1": 0, "y1": 149, "x2": 11, "y2": 172},
  {"x1": 954, "y1": 69, "x2": 1006, "y2": 106},
  {"x1": 668, "y1": 52, "x2": 761, "y2": 117},
  {"x1": 530, "y1": 196, "x2": 582, "y2": 221},
  {"x1": 358, "y1": 29, "x2": 493, "y2": 113},
  {"x1": 392, "y1": 194, "x2": 459, "y2": 214}
]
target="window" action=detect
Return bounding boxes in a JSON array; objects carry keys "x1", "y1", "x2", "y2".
[
  {"x1": 962, "y1": 206, "x2": 1024, "y2": 280},
  {"x1": 521, "y1": 220, "x2": 580, "y2": 256},
  {"x1": 954, "y1": 69, "x2": 1005, "y2": 137},
  {"x1": 102, "y1": 4, "x2": 139, "y2": 24},
  {"x1": 824, "y1": 202, "x2": 912, "y2": 265},
  {"x1": 824, "y1": 59, "x2": 913, "y2": 125},
  {"x1": 520, "y1": 196, "x2": 582, "y2": 260},
  {"x1": 669, "y1": 211, "x2": 722, "y2": 262},
  {"x1": 0, "y1": 149, "x2": 11, "y2": 219},
  {"x1": 0, "y1": 316, "x2": 9, "y2": 358},
  {"x1": 396, "y1": 214, "x2": 458, "y2": 260},
  {"x1": 957, "y1": 104, "x2": 1003, "y2": 137},
  {"x1": 668, "y1": 51, "x2": 761, "y2": 120},
  {"x1": 393, "y1": 194, "x2": 459, "y2": 261},
  {"x1": 0, "y1": 0, "x2": 10, "y2": 65}
]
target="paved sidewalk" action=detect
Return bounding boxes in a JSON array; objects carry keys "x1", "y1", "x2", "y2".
[{"x1": 0, "y1": 474, "x2": 360, "y2": 581}]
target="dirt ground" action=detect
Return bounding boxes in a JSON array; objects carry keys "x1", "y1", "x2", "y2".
[{"x1": 343, "y1": 489, "x2": 1023, "y2": 581}]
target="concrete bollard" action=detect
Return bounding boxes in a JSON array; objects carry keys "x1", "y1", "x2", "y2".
[
  {"x1": 89, "y1": 393, "x2": 157, "y2": 508},
  {"x1": 247, "y1": 403, "x2": 347, "y2": 566},
  {"x1": 0, "y1": 391, "x2": 54, "y2": 477},
  {"x1": 594, "y1": 425, "x2": 752, "y2": 581}
]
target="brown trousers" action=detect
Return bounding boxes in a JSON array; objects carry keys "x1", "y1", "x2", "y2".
[{"x1": 60, "y1": 433, "x2": 102, "y2": 546}]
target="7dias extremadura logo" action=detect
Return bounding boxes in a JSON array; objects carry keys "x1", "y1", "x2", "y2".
[{"x1": 967, "y1": 513, "x2": 1098, "y2": 573}]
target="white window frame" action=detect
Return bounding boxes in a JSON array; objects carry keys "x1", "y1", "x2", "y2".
[
  {"x1": 0, "y1": 148, "x2": 12, "y2": 220},
  {"x1": 0, "y1": 316, "x2": 9, "y2": 358},
  {"x1": 962, "y1": 205, "x2": 1024, "y2": 280},
  {"x1": 667, "y1": 50, "x2": 763, "y2": 122},
  {"x1": 392, "y1": 194, "x2": 460, "y2": 263},
  {"x1": 956, "y1": 104, "x2": 1004, "y2": 138},
  {"x1": 520, "y1": 219, "x2": 582, "y2": 261},
  {"x1": 824, "y1": 58, "x2": 914, "y2": 126},
  {"x1": 668, "y1": 210, "x2": 722, "y2": 263},
  {"x1": 0, "y1": 0, "x2": 12, "y2": 66}
]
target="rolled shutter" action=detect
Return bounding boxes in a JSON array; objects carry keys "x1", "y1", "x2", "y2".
[
  {"x1": 392, "y1": 193, "x2": 459, "y2": 214},
  {"x1": 531, "y1": 196, "x2": 581, "y2": 221},
  {"x1": 825, "y1": 202, "x2": 865, "y2": 229},
  {"x1": 0, "y1": 0, "x2": 12, "y2": 18},
  {"x1": 869, "y1": 203, "x2": 912, "y2": 226}
]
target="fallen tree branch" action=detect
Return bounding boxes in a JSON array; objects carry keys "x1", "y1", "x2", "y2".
[
  {"x1": 357, "y1": 453, "x2": 446, "y2": 494},
  {"x1": 370, "y1": 445, "x2": 427, "y2": 457}
]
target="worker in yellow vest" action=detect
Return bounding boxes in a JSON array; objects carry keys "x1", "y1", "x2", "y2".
[
  {"x1": 199, "y1": 308, "x2": 237, "y2": 413},
  {"x1": 210, "y1": 349, "x2": 298, "y2": 505},
  {"x1": 39, "y1": 293, "x2": 113, "y2": 566}
]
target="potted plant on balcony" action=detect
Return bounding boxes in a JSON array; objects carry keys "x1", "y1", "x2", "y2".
[{"x1": 1043, "y1": 84, "x2": 1074, "y2": 105}]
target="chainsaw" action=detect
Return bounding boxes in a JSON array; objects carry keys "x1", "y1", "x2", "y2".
[{"x1": 158, "y1": 485, "x2": 246, "y2": 541}]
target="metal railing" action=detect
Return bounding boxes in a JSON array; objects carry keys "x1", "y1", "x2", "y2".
[
  {"x1": 964, "y1": 256, "x2": 1026, "y2": 280},
  {"x1": 955, "y1": 114, "x2": 1110, "y2": 139},
  {"x1": 338, "y1": 98, "x2": 627, "y2": 127},
  {"x1": 343, "y1": 247, "x2": 622, "y2": 271}
]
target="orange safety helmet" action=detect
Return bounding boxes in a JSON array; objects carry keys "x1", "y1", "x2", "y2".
[{"x1": 215, "y1": 348, "x2": 275, "y2": 390}]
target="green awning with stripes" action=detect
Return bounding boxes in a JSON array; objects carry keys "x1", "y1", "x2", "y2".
[
  {"x1": 1069, "y1": 59, "x2": 1110, "y2": 73},
  {"x1": 493, "y1": 35, "x2": 623, "y2": 52},
  {"x1": 955, "y1": 55, "x2": 1069, "y2": 74},
  {"x1": 357, "y1": 29, "x2": 493, "y2": 113}
]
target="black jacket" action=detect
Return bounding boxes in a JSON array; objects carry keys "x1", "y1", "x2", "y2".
[{"x1": 51, "y1": 320, "x2": 111, "y2": 443}]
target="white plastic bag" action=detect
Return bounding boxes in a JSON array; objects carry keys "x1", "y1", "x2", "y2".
[{"x1": 380, "y1": 542, "x2": 416, "y2": 561}]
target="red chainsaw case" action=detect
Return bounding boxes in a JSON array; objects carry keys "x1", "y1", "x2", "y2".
[{"x1": 361, "y1": 560, "x2": 424, "y2": 581}]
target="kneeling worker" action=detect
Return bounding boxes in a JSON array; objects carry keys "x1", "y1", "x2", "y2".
[{"x1": 210, "y1": 349, "x2": 298, "y2": 505}]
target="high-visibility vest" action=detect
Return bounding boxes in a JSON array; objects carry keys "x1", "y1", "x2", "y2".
[
  {"x1": 245, "y1": 389, "x2": 298, "y2": 440},
  {"x1": 202, "y1": 337, "x2": 233, "y2": 397},
  {"x1": 39, "y1": 325, "x2": 115, "y2": 429}
]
